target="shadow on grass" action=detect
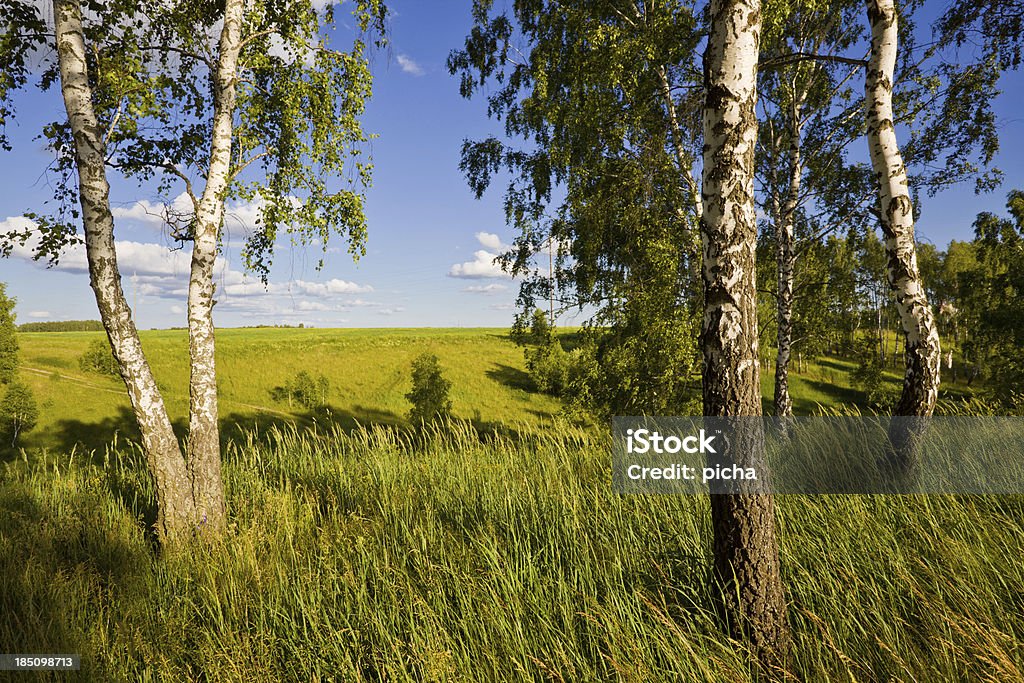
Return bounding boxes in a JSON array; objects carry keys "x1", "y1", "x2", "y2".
[
  {"x1": 219, "y1": 403, "x2": 406, "y2": 445},
  {"x1": 815, "y1": 356, "x2": 857, "y2": 374},
  {"x1": 486, "y1": 363, "x2": 534, "y2": 393}
]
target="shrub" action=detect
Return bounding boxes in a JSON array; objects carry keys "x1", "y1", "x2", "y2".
[
  {"x1": 511, "y1": 308, "x2": 552, "y2": 346},
  {"x1": 0, "y1": 382, "x2": 38, "y2": 447},
  {"x1": 406, "y1": 353, "x2": 452, "y2": 424},
  {"x1": 852, "y1": 337, "x2": 886, "y2": 407},
  {"x1": 0, "y1": 283, "x2": 17, "y2": 383},
  {"x1": 273, "y1": 371, "x2": 330, "y2": 409},
  {"x1": 79, "y1": 338, "x2": 120, "y2": 375},
  {"x1": 525, "y1": 340, "x2": 571, "y2": 396}
]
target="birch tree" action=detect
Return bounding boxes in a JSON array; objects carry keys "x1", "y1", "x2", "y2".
[
  {"x1": 702, "y1": 0, "x2": 791, "y2": 667},
  {"x1": 756, "y1": 0, "x2": 867, "y2": 417},
  {"x1": 52, "y1": 0, "x2": 198, "y2": 539},
  {"x1": 864, "y1": 0, "x2": 940, "y2": 472},
  {"x1": 2, "y1": 0, "x2": 385, "y2": 543},
  {"x1": 449, "y1": 0, "x2": 705, "y2": 419}
]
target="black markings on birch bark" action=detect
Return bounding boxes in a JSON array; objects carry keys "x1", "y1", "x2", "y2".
[
  {"x1": 52, "y1": 0, "x2": 198, "y2": 544},
  {"x1": 865, "y1": 0, "x2": 942, "y2": 473},
  {"x1": 184, "y1": 0, "x2": 246, "y2": 533},
  {"x1": 773, "y1": 99, "x2": 802, "y2": 420},
  {"x1": 701, "y1": 0, "x2": 793, "y2": 670}
]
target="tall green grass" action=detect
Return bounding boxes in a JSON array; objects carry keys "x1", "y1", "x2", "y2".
[{"x1": 2, "y1": 421, "x2": 1022, "y2": 680}]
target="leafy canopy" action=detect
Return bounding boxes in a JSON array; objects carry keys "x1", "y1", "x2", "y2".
[{"x1": 1, "y1": 0, "x2": 387, "y2": 281}]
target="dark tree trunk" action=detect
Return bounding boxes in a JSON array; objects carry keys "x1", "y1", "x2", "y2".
[{"x1": 702, "y1": 0, "x2": 792, "y2": 671}]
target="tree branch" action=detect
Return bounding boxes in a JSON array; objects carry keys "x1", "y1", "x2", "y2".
[{"x1": 760, "y1": 51, "x2": 868, "y2": 70}]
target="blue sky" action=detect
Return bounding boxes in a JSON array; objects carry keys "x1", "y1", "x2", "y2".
[{"x1": 1, "y1": 1, "x2": 1022, "y2": 329}]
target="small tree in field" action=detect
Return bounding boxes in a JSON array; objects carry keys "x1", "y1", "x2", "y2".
[
  {"x1": 0, "y1": 283, "x2": 17, "y2": 384},
  {"x1": 0, "y1": 382, "x2": 38, "y2": 447},
  {"x1": 79, "y1": 338, "x2": 120, "y2": 376},
  {"x1": 406, "y1": 353, "x2": 453, "y2": 424}
]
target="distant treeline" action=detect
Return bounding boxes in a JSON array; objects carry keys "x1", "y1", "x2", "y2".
[{"x1": 19, "y1": 320, "x2": 104, "y2": 332}]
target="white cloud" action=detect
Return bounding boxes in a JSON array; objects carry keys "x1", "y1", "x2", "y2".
[
  {"x1": 296, "y1": 300, "x2": 330, "y2": 312},
  {"x1": 475, "y1": 232, "x2": 506, "y2": 251},
  {"x1": 292, "y1": 278, "x2": 374, "y2": 296},
  {"x1": 449, "y1": 250, "x2": 508, "y2": 279},
  {"x1": 396, "y1": 54, "x2": 424, "y2": 76},
  {"x1": 112, "y1": 193, "x2": 267, "y2": 241},
  {"x1": 463, "y1": 283, "x2": 507, "y2": 294},
  {"x1": 3, "y1": 215, "x2": 379, "y2": 325},
  {"x1": 27, "y1": 311, "x2": 51, "y2": 318},
  {"x1": 377, "y1": 307, "x2": 405, "y2": 316}
]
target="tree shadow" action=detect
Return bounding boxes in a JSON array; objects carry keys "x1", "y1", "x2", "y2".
[
  {"x1": 485, "y1": 363, "x2": 534, "y2": 393},
  {"x1": 815, "y1": 356, "x2": 857, "y2": 374},
  {"x1": 41, "y1": 406, "x2": 184, "y2": 458},
  {"x1": 797, "y1": 378, "x2": 864, "y2": 413},
  {"x1": 0, "y1": 483, "x2": 151, "y2": 665},
  {"x1": 218, "y1": 403, "x2": 407, "y2": 447}
]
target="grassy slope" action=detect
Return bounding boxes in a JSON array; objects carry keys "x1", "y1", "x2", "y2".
[
  {"x1": 14, "y1": 328, "x2": 563, "y2": 454},
  {"x1": 17, "y1": 327, "x2": 979, "y2": 455},
  {"x1": 2, "y1": 424, "x2": 1022, "y2": 681}
]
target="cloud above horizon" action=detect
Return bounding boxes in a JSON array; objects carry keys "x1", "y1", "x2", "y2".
[
  {"x1": 396, "y1": 54, "x2": 424, "y2": 76},
  {"x1": 1, "y1": 215, "x2": 379, "y2": 323},
  {"x1": 463, "y1": 283, "x2": 507, "y2": 294},
  {"x1": 448, "y1": 232, "x2": 512, "y2": 279}
]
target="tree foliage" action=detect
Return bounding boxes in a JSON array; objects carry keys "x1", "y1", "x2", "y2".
[
  {"x1": 273, "y1": 370, "x2": 331, "y2": 410},
  {"x1": 406, "y1": 353, "x2": 453, "y2": 424},
  {"x1": 78, "y1": 338, "x2": 121, "y2": 376},
  {"x1": 0, "y1": 381, "x2": 37, "y2": 447},
  {"x1": 0, "y1": 282, "x2": 17, "y2": 384},
  {"x1": 951, "y1": 191, "x2": 1024, "y2": 397},
  {"x1": 18, "y1": 319, "x2": 104, "y2": 332},
  {"x1": 1, "y1": 0, "x2": 387, "y2": 278},
  {"x1": 449, "y1": 0, "x2": 703, "y2": 418}
]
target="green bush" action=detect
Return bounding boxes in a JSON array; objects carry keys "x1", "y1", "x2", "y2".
[
  {"x1": 525, "y1": 340, "x2": 571, "y2": 396},
  {"x1": 0, "y1": 282, "x2": 18, "y2": 384},
  {"x1": 273, "y1": 371, "x2": 330, "y2": 409},
  {"x1": 406, "y1": 353, "x2": 452, "y2": 423},
  {"x1": 0, "y1": 381, "x2": 38, "y2": 447},
  {"x1": 79, "y1": 338, "x2": 120, "y2": 375},
  {"x1": 511, "y1": 308, "x2": 552, "y2": 346}
]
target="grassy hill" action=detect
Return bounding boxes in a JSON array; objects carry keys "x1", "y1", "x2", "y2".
[
  {"x1": 13, "y1": 328, "x2": 565, "y2": 454},
  {"x1": 13, "y1": 327, "x2": 980, "y2": 456}
]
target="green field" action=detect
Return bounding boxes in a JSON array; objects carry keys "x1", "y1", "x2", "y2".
[
  {"x1": 2, "y1": 329, "x2": 1018, "y2": 681},
  {"x1": 14, "y1": 328, "x2": 567, "y2": 455},
  {"x1": 13, "y1": 327, "x2": 976, "y2": 456}
]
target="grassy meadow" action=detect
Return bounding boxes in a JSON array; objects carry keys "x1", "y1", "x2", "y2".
[
  {"x1": 2, "y1": 328, "x2": 1020, "y2": 681},
  {"x1": 13, "y1": 328, "x2": 564, "y2": 455}
]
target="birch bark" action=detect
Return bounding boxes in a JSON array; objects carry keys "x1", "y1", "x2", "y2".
[
  {"x1": 185, "y1": 0, "x2": 245, "y2": 532},
  {"x1": 773, "y1": 98, "x2": 803, "y2": 419},
  {"x1": 52, "y1": 0, "x2": 197, "y2": 543},
  {"x1": 702, "y1": 0, "x2": 792, "y2": 668},
  {"x1": 865, "y1": 0, "x2": 941, "y2": 470}
]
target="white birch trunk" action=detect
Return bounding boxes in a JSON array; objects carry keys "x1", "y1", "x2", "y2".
[
  {"x1": 702, "y1": 0, "x2": 792, "y2": 668},
  {"x1": 865, "y1": 0, "x2": 941, "y2": 476},
  {"x1": 773, "y1": 99, "x2": 802, "y2": 419},
  {"x1": 184, "y1": 0, "x2": 246, "y2": 532},
  {"x1": 52, "y1": 0, "x2": 197, "y2": 543}
]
